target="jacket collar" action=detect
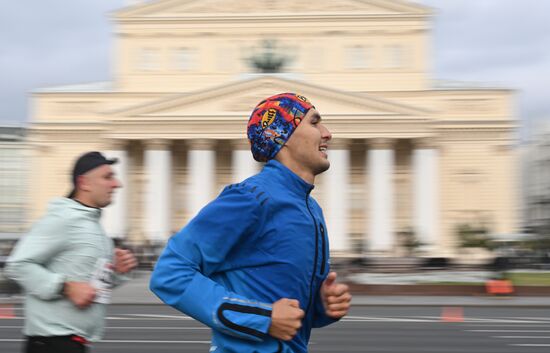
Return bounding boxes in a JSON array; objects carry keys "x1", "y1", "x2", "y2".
[
  {"x1": 66, "y1": 197, "x2": 102, "y2": 219},
  {"x1": 263, "y1": 159, "x2": 314, "y2": 197}
]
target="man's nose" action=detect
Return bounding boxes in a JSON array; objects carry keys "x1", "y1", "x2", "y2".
[{"x1": 321, "y1": 124, "x2": 332, "y2": 140}]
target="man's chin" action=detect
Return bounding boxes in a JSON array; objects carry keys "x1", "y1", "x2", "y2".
[
  {"x1": 315, "y1": 161, "x2": 331, "y2": 175},
  {"x1": 99, "y1": 199, "x2": 113, "y2": 208}
]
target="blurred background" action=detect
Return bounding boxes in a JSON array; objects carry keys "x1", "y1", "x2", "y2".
[{"x1": 1, "y1": 0, "x2": 550, "y2": 288}]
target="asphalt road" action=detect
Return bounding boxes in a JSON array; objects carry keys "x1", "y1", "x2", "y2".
[{"x1": 1, "y1": 305, "x2": 550, "y2": 352}]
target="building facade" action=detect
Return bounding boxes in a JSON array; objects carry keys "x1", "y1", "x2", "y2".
[
  {"x1": 28, "y1": 0, "x2": 518, "y2": 257},
  {"x1": 0, "y1": 126, "x2": 28, "y2": 240},
  {"x1": 523, "y1": 124, "x2": 550, "y2": 234}
]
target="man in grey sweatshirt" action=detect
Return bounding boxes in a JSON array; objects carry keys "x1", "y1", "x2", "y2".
[{"x1": 6, "y1": 151, "x2": 138, "y2": 353}]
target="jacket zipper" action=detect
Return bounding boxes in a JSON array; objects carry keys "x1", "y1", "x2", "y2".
[
  {"x1": 319, "y1": 223, "x2": 326, "y2": 275},
  {"x1": 304, "y1": 195, "x2": 319, "y2": 315}
]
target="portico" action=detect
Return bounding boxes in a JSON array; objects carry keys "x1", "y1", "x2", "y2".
[
  {"x1": 26, "y1": 0, "x2": 518, "y2": 258},
  {"x1": 97, "y1": 82, "x2": 441, "y2": 256}
]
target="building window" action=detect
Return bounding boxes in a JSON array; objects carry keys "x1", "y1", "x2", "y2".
[
  {"x1": 175, "y1": 48, "x2": 197, "y2": 71},
  {"x1": 137, "y1": 48, "x2": 159, "y2": 71},
  {"x1": 385, "y1": 45, "x2": 405, "y2": 68},
  {"x1": 345, "y1": 45, "x2": 371, "y2": 69}
]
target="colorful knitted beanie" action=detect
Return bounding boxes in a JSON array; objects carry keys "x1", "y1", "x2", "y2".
[{"x1": 247, "y1": 93, "x2": 314, "y2": 162}]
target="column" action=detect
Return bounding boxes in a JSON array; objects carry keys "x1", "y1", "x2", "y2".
[
  {"x1": 324, "y1": 139, "x2": 351, "y2": 253},
  {"x1": 187, "y1": 139, "x2": 216, "y2": 218},
  {"x1": 144, "y1": 139, "x2": 172, "y2": 242},
  {"x1": 367, "y1": 138, "x2": 395, "y2": 253},
  {"x1": 231, "y1": 139, "x2": 259, "y2": 183},
  {"x1": 412, "y1": 138, "x2": 439, "y2": 251},
  {"x1": 101, "y1": 140, "x2": 128, "y2": 239}
]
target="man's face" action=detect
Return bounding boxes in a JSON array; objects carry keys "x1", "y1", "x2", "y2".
[
  {"x1": 282, "y1": 108, "x2": 332, "y2": 177},
  {"x1": 79, "y1": 164, "x2": 121, "y2": 208}
]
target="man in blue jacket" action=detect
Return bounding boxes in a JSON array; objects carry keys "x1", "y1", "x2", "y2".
[{"x1": 150, "y1": 93, "x2": 352, "y2": 353}]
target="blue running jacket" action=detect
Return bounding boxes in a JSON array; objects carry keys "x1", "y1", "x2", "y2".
[{"x1": 150, "y1": 159, "x2": 336, "y2": 353}]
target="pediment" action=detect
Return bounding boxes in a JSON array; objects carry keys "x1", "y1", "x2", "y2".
[
  {"x1": 116, "y1": 0, "x2": 429, "y2": 18},
  {"x1": 111, "y1": 75, "x2": 430, "y2": 120}
]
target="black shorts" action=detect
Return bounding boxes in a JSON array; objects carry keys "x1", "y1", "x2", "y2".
[{"x1": 25, "y1": 335, "x2": 88, "y2": 353}]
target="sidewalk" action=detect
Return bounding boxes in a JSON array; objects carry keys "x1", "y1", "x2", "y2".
[
  {"x1": 103, "y1": 271, "x2": 550, "y2": 307},
  {"x1": 3, "y1": 271, "x2": 550, "y2": 307}
]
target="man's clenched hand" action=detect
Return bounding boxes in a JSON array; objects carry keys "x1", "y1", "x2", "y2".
[
  {"x1": 269, "y1": 298, "x2": 305, "y2": 341},
  {"x1": 114, "y1": 248, "x2": 138, "y2": 274},
  {"x1": 320, "y1": 272, "x2": 351, "y2": 319},
  {"x1": 63, "y1": 281, "x2": 96, "y2": 309}
]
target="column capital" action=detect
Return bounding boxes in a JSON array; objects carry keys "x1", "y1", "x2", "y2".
[
  {"x1": 144, "y1": 139, "x2": 172, "y2": 150},
  {"x1": 368, "y1": 138, "x2": 396, "y2": 149},
  {"x1": 412, "y1": 137, "x2": 438, "y2": 149},
  {"x1": 328, "y1": 138, "x2": 351, "y2": 149},
  {"x1": 186, "y1": 139, "x2": 216, "y2": 150},
  {"x1": 230, "y1": 138, "x2": 252, "y2": 150}
]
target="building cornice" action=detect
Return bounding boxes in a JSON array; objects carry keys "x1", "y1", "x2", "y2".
[{"x1": 115, "y1": 14, "x2": 430, "y2": 24}]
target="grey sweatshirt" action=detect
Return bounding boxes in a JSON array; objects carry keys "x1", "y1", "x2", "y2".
[{"x1": 5, "y1": 198, "x2": 118, "y2": 341}]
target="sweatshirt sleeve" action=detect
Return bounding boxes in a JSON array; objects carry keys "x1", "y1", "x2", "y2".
[
  {"x1": 150, "y1": 185, "x2": 273, "y2": 341},
  {"x1": 112, "y1": 272, "x2": 130, "y2": 288},
  {"x1": 5, "y1": 215, "x2": 68, "y2": 300}
]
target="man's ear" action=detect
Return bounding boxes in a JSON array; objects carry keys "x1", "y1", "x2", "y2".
[{"x1": 76, "y1": 174, "x2": 90, "y2": 193}]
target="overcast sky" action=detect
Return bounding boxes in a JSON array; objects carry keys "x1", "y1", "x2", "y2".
[{"x1": 1, "y1": 0, "x2": 548, "y2": 142}]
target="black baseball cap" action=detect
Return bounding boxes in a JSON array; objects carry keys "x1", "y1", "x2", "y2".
[{"x1": 67, "y1": 151, "x2": 118, "y2": 198}]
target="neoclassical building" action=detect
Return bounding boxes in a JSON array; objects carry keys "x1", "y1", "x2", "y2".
[
  {"x1": 28, "y1": 0, "x2": 518, "y2": 257},
  {"x1": 0, "y1": 126, "x2": 28, "y2": 239},
  {"x1": 523, "y1": 124, "x2": 550, "y2": 234}
]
